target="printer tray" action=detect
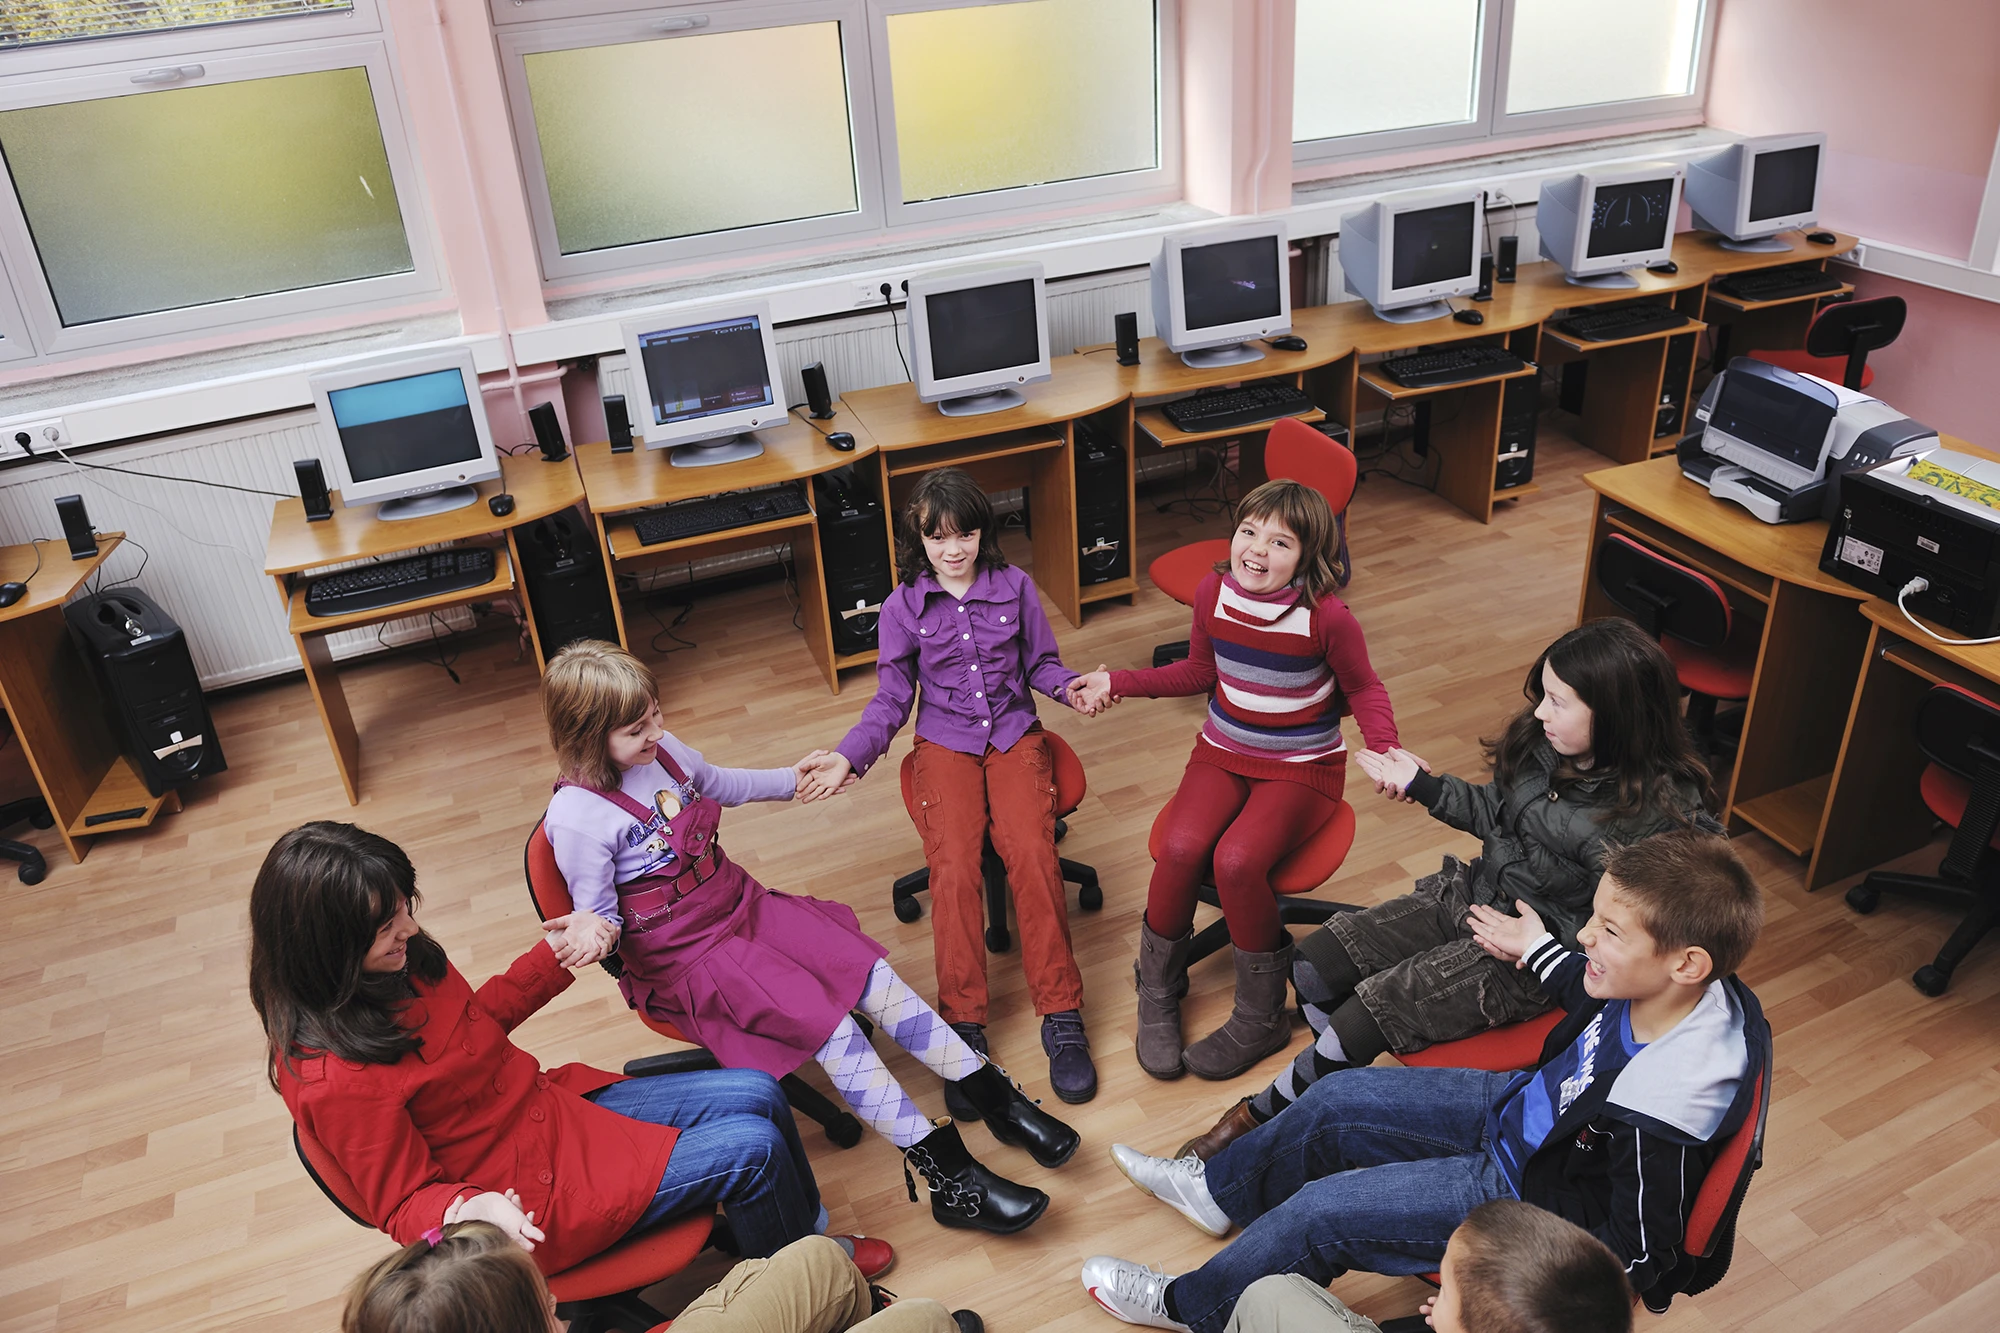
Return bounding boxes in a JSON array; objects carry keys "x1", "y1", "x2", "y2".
[{"x1": 1701, "y1": 463, "x2": 1826, "y2": 524}]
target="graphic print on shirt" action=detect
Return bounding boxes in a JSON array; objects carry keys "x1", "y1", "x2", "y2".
[
  {"x1": 1558, "y1": 1011, "x2": 1606, "y2": 1115},
  {"x1": 621, "y1": 778, "x2": 697, "y2": 879}
]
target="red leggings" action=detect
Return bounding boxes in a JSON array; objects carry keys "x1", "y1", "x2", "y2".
[{"x1": 1145, "y1": 760, "x2": 1342, "y2": 951}]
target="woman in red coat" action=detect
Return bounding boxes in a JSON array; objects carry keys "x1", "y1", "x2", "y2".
[{"x1": 250, "y1": 821, "x2": 828, "y2": 1274}]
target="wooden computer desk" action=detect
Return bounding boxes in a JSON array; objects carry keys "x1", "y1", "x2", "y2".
[
  {"x1": 575, "y1": 412, "x2": 879, "y2": 694},
  {"x1": 264, "y1": 453, "x2": 584, "y2": 804},
  {"x1": 1111, "y1": 335, "x2": 1327, "y2": 493},
  {"x1": 0, "y1": 533, "x2": 189, "y2": 864}
]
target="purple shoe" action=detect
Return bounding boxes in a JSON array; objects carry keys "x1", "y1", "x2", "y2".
[{"x1": 1042, "y1": 1010, "x2": 1097, "y2": 1104}]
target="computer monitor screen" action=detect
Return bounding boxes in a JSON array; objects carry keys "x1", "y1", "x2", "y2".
[
  {"x1": 326, "y1": 369, "x2": 483, "y2": 484},
  {"x1": 1713, "y1": 368, "x2": 1835, "y2": 471},
  {"x1": 1181, "y1": 237, "x2": 1283, "y2": 331},
  {"x1": 926, "y1": 279, "x2": 1042, "y2": 382},
  {"x1": 1748, "y1": 144, "x2": 1821, "y2": 223},
  {"x1": 1586, "y1": 177, "x2": 1677, "y2": 259},
  {"x1": 1391, "y1": 202, "x2": 1477, "y2": 291},
  {"x1": 636, "y1": 315, "x2": 776, "y2": 427}
]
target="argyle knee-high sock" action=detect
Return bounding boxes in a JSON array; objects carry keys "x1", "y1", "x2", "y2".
[
  {"x1": 855, "y1": 958, "x2": 985, "y2": 1082},
  {"x1": 1250, "y1": 1024, "x2": 1350, "y2": 1122},
  {"x1": 813, "y1": 1015, "x2": 934, "y2": 1149}
]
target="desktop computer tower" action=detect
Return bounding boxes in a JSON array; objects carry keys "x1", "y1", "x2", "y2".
[
  {"x1": 519, "y1": 507, "x2": 620, "y2": 654},
  {"x1": 1074, "y1": 420, "x2": 1129, "y2": 587},
  {"x1": 1657, "y1": 332, "x2": 1697, "y2": 437},
  {"x1": 815, "y1": 469, "x2": 893, "y2": 656},
  {"x1": 63, "y1": 588, "x2": 226, "y2": 797},
  {"x1": 1496, "y1": 374, "x2": 1539, "y2": 490}
]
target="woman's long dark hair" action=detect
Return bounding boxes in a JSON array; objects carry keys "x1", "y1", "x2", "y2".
[
  {"x1": 894, "y1": 467, "x2": 1009, "y2": 586},
  {"x1": 1486, "y1": 618, "x2": 1711, "y2": 823},
  {"x1": 249, "y1": 821, "x2": 449, "y2": 1089}
]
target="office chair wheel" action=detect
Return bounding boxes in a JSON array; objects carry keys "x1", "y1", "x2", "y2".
[
  {"x1": 1913, "y1": 964, "x2": 1951, "y2": 997},
  {"x1": 1845, "y1": 884, "x2": 1879, "y2": 915},
  {"x1": 894, "y1": 894, "x2": 923, "y2": 924},
  {"x1": 17, "y1": 861, "x2": 44, "y2": 885},
  {"x1": 29, "y1": 808, "x2": 54, "y2": 830},
  {"x1": 825, "y1": 1112, "x2": 866, "y2": 1149},
  {"x1": 1079, "y1": 881, "x2": 1103, "y2": 911},
  {"x1": 985, "y1": 925, "x2": 1010, "y2": 953}
]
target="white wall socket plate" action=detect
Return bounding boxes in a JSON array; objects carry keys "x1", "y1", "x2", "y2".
[{"x1": 0, "y1": 417, "x2": 70, "y2": 460}]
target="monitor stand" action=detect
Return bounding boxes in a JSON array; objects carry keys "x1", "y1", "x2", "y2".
[
  {"x1": 937, "y1": 388, "x2": 1027, "y2": 417},
  {"x1": 670, "y1": 434, "x2": 767, "y2": 468},
  {"x1": 1565, "y1": 270, "x2": 1641, "y2": 289},
  {"x1": 377, "y1": 485, "x2": 480, "y2": 521},
  {"x1": 1178, "y1": 342, "x2": 1265, "y2": 370},
  {"x1": 1372, "y1": 299, "x2": 1454, "y2": 325},
  {"x1": 1718, "y1": 235, "x2": 1794, "y2": 254}
]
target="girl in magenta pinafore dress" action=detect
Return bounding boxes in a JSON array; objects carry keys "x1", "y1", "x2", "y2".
[{"x1": 538, "y1": 641, "x2": 1076, "y2": 1235}]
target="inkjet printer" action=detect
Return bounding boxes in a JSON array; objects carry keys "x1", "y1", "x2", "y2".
[
  {"x1": 1823, "y1": 447, "x2": 2000, "y2": 640},
  {"x1": 1677, "y1": 358, "x2": 1936, "y2": 523}
]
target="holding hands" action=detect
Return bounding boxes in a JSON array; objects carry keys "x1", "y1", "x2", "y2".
[
  {"x1": 542, "y1": 910, "x2": 619, "y2": 968},
  {"x1": 1467, "y1": 899, "x2": 1548, "y2": 968},
  {"x1": 1353, "y1": 746, "x2": 1435, "y2": 803},
  {"x1": 796, "y1": 750, "x2": 856, "y2": 803},
  {"x1": 1066, "y1": 666, "x2": 1117, "y2": 717},
  {"x1": 445, "y1": 1187, "x2": 546, "y2": 1252}
]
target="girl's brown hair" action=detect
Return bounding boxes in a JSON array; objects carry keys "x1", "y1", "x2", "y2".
[
  {"x1": 542, "y1": 639, "x2": 658, "y2": 792},
  {"x1": 248, "y1": 821, "x2": 448, "y2": 1089},
  {"x1": 895, "y1": 467, "x2": 1009, "y2": 586},
  {"x1": 342, "y1": 1221, "x2": 552, "y2": 1333},
  {"x1": 1212, "y1": 479, "x2": 1345, "y2": 603}
]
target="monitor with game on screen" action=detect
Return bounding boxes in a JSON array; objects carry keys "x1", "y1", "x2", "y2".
[
  {"x1": 907, "y1": 262, "x2": 1052, "y2": 418},
  {"x1": 621, "y1": 301, "x2": 787, "y2": 467},
  {"x1": 307, "y1": 347, "x2": 503, "y2": 522},
  {"x1": 1685, "y1": 133, "x2": 1826, "y2": 253},
  {"x1": 1539, "y1": 163, "x2": 1685, "y2": 288},
  {"x1": 1339, "y1": 189, "x2": 1482, "y2": 324},
  {"x1": 1150, "y1": 220, "x2": 1291, "y2": 369}
]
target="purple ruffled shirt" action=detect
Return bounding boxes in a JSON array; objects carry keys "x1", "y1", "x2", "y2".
[{"x1": 835, "y1": 564, "x2": 1079, "y2": 775}]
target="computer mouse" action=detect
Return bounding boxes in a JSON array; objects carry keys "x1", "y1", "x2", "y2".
[
  {"x1": 826, "y1": 431, "x2": 856, "y2": 452},
  {"x1": 488, "y1": 493, "x2": 516, "y2": 517},
  {"x1": 1807, "y1": 230, "x2": 1838, "y2": 245},
  {"x1": 1452, "y1": 308, "x2": 1485, "y2": 325},
  {"x1": 1267, "y1": 335, "x2": 1308, "y2": 352},
  {"x1": 0, "y1": 581, "x2": 24, "y2": 609},
  {"x1": 1648, "y1": 259, "x2": 1679, "y2": 275}
]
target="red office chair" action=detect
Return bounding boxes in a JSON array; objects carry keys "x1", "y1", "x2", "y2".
[
  {"x1": 1846, "y1": 683, "x2": 2000, "y2": 996},
  {"x1": 1747, "y1": 295, "x2": 1906, "y2": 392},
  {"x1": 1147, "y1": 797, "x2": 1360, "y2": 965},
  {"x1": 1595, "y1": 534, "x2": 1758, "y2": 754},
  {"x1": 892, "y1": 730, "x2": 1102, "y2": 951},
  {"x1": 294, "y1": 1122, "x2": 714, "y2": 1333},
  {"x1": 524, "y1": 819, "x2": 865, "y2": 1147},
  {"x1": 1148, "y1": 417, "x2": 1358, "y2": 667},
  {"x1": 1392, "y1": 1009, "x2": 1563, "y2": 1072}
]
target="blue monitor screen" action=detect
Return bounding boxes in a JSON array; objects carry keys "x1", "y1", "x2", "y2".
[
  {"x1": 326, "y1": 368, "x2": 481, "y2": 483},
  {"x1": 637, "y1": 316, "x2": 774, "y2": 426}
]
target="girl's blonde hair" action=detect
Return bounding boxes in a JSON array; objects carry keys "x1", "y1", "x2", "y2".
[
  {"x1": 342, "y1": 1221, "x2": 552, "y2": 1333},
  {"x1": 1213, "y1": 479, "x2": 1345, "y2": 603},
  {"x1": 542, "y1": 639, "x2": 657, "y2": 792}
]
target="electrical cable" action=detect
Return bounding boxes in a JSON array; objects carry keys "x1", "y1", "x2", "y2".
[
  {"x1": 882, "y1": 287, "x2": 911, "y2": 383},
  {"x1": 47, "y1": 444, "x2": 265, "y2": 566},
  {"x1": 1897, "y1": 577, "x2": 2000, "y2": 645},
  {"x1": 22, "y1": 453, "x2": 292, "y2": 499}
]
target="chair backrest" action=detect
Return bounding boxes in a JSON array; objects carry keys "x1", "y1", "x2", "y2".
[
  {"x1": 1265, "y1": 416, "x2": 1359, "y2": 516},
  {"x1": 1682, "y1": 1054, "x2": 1768, "y2": 1260},
  {"x1": 1596, "y1": 534, "x2": 1732, "y2": 647},
  {"x1": 294, "y1": 1123, "x2": 375, "y2": 1229},
  {"x1": 524, "y1": 817, "x2": 628, "y2": 981},
  {"x1": 1805, "y1": 295, "x2": 1906, "y2": 391},
  {"x1": 1914, "y1": 684, "x2": 2000, "y2": 881}
]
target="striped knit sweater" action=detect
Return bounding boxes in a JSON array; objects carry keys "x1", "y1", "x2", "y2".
[{"x1": 1110, "y1": 572, "x2": 1397, "y2": 794}]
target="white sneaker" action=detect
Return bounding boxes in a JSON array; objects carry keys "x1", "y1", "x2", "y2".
[
  {"x1": 1109, "y1": 1143, "x2": 1233, "y2": 1237},
  {"x1": 1081, "y1": 1256, "x2": 1189, "y2": 1331}
]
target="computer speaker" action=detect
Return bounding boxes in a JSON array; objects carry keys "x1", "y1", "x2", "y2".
[
  {"x1": 604, "y1": 393, "x2": 633, "y2": 453},
  {"x1": 1115, "y1": 312, "x2": 1140, "y2": 366},
  {"x1": 1495, "y1": 235, "x2": 1518, "y2": 282},
  {"x1": 528, "y1": 401, "x2": 569, "y2": 462},
  {"x1": 294, "y1": 459, "x2": 333, "y2": 522},
  {"x1": 55, "y1": 494, "x2": 97, "y2": 560},
  {"x1": 1475, "y1": 255, "x2": 1494, "y2": 301},
  {"x1": 802, "y1": 362, "x2": 836, "y2": 420}
]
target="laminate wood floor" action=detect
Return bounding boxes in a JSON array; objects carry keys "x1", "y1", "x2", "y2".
[{"x1": 6, "y1": 416, "x2": 1998, "y2": 1333}]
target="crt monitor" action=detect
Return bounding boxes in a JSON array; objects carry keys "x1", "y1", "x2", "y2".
[
  {"x1": 620, "y1": 301, "x2": 786, "y2": 467},
  {"x1": 1340, "y1": 189, "x2": 1481, "y2": 324},
  {"x1": 907, "y1": 262, "x2": 1052, "y2": 418},
  {"x1": 1685, "y1": 132, "x2": 1825, "y2": 253},
  {"x1": 1150, "y1": 220, "x2": 1291, "y2": 369},
  {"x1": 1539, "y1": 164, "x2": 1683, "y2": 289},
  {"x1": 307, "y1": 347, "x2": 502, "y2": 522}
]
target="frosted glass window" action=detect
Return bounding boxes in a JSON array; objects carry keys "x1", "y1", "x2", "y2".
[
  {"x1": 522, "y1": 23, "x2": 858, "y2": 255},
  {"x1": 1506, "y1": 0, "x2": 1702, "y2": 114},
  {"x1": 0, "y1": 68, "x2": 411, "y2": 327},
  {"x1": 1294, "y1": 0, "x2": 1480, "y2": 142},
  {"x1": 886, "y1": 0, "x2": 1157, "y2": 205},
  {"x1": 1, "y1": 0, "x2": 351, "y2": 50}
]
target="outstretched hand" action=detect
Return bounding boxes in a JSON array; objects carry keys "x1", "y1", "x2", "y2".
[
  {"x1": 1353, "y1": 746, "x2": 1434, "y2": 803},
  {"x1": 797, "y1": 750, "x2": 856, "y2": 803},
  {"x1": 1467, "y1": 899, "x2": 1548, "y2": 967},
  {"x1": 542, "y1": 910, "x2": 618, "y2": 969},
  {"x1": 1066, "y1": 667, "x2": 1116, "y2": 716},
  {"x1": 446, "y1": 1188, "x2": 546, "y2": 1252}
]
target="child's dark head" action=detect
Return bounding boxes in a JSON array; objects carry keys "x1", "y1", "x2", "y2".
[
  {"x1": 1580, "y1": 830, "x2": 1764, "y2": 1001},
  {"x1": 248, "y1": 821, "x2": 447, "y2": 1086},
  {"x1": 342, "y1": 1221, "x2": 554, "y2": 1333},
  {"x1": 1433, "y1": 1199, "x2": 1633, "y2": 1333},
  {"x1": 1490, "y1": 618, "x2": 1711, "y2": 821},
  {"x1": 1212, "y1": 479, "x2": 1344, "y2": 602},
  {"x1": 543, "y1": 639, "x2": 661, "y2": 791},
  {"x1": 895, "y1": 467, "x2": 1007, "y2": 586}
]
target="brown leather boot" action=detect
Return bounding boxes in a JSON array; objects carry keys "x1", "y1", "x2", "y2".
[
  {"x1": 1133, "y1": 922, "x2": 1193, "y2": 1079},
  {"x1": 1182, "y1": 941, "x2": 1294, "y2": 1080},
  {"x1": 1177, "y1": 1096, "x2": 1262, "y2": 1161}
]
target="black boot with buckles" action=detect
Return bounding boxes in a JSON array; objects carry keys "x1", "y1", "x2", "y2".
[
  {"x1": 949, "y1": 1061, "x2": 1081, "y2": 1168},
  {"x1": 902, "y1": 1120, "x2": 1048, "y2": 1234}
]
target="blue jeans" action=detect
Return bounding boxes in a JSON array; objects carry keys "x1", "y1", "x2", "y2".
[
  {"x1": 1170, "y1": 1067, "x2": 1517, "y2": 1333},
  {"x1": 588, "y1": 1068, "x2": 822, "y2": 1258}
]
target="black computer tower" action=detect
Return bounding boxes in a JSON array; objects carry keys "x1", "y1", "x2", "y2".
[
  {"x1": 815, "y1": 469, "x2": 893, "y2": 656},
  {"x1": 63, "y1": 588, "x2": 226, "y2": 797},
  {"x1": 1074, "y1": 421, "x2": 1129, "y2": 587},
  {"x1": 1657, "y1": 332, "x2": 1697, "y2": 438},
  {"x1": 519, "y1": 507, "x2": 620, "y2": 654},
  {"x1": 1496, "y1": 374, "x2": 1539, "y2": 490}
]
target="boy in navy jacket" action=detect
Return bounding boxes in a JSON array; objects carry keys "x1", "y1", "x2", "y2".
[{"x1": 1080, "y1": 830, "x2": 1769, "y2": 1333}]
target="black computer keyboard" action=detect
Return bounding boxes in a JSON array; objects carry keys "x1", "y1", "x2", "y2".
[
  {"x1": 1553, "y1": 302, "x2": 1690, "y2": 341},
  {"x1": 304, "y1": 548, "x2": 497, "y2": 618},
  {"x1": 633, "y1": 484, "x2": 811, "y2": 546},
  {"x1": 1160, "y1": 382, "x2": 1317, "y2": 433},
  {"x1": 1378, "y1": 343, "x2": 1528, "y2": 389},
  {"x1": 1711, "y1": 265, "x2": 1845, "y2": 303}
]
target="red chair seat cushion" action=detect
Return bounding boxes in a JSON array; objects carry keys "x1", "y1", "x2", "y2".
[
  {"x1": 547, "y1": 1209, "x2": 715, "y2": 1301},
  {"x1": 1919, "y1": 763, "x2": 2000, "y2": 851},
  {"x1": 1149, "y1": 540, "x2": 1230, "y2": 607},
  {"x1": 1148, "y1": 798, "x2": 1356, "y2": 896},
  {"x1": 1395, "y1": 1009, "x2": 1563, "y2": 1071},
  {"x1": 1663, "y1": 630, "x2": 1757, "y2": 701},
  {"x1": 1746, "y1": 347, "x2": 1874, "y2": 391},
  {"x1": 898, "y1": 731, "x2": 1086, "y2": 819}
]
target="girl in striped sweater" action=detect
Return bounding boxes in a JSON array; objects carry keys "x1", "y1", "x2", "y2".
[{"x1": 1071, "y1": 480, "x2": 1398, "y2": 1081}]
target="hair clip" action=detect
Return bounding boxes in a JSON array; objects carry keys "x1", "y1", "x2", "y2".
[{"x1": 421, "y1": 1226, "x2": 445, "y2": 1247}]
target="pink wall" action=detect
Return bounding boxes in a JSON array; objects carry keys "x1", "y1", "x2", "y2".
[{"x1": 1831, "y1": 266, "x2": 1999, "y2": 447}]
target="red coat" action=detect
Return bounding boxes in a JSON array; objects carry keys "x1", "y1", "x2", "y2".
[{"x1": 279, "y1": 940, "x2": 678, "y2": 1274}]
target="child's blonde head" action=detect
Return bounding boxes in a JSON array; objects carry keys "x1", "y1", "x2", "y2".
[
  {"x1": 342, "y1": 1221, "x2": 552, "y2": 1333},
  {"x1": 543, "y1": 639, "x2": 657, "y2": 792}
]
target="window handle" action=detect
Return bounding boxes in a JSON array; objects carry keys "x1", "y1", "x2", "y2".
[
  {"x1": 655, "y1": 15, "x2": 710, "y2": 31},
  {"x1": 131, "y1": 65, "x2": 205, "y2": 85}
]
